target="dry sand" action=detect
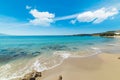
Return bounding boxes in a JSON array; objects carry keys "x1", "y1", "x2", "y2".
[
  {"x1": 39, "y1": 53, "x2": 120, "y2": 80},
  {"x1": 20, "y1": 53, "x2": 120, "y2": 80}
]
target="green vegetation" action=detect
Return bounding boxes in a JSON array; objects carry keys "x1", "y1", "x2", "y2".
[
  {"x1": 99, "y1": 31, "x2": 115, "y2": 36},
  {"x1": 73, "y1": 30, "x2": 120, "y2": 37}
]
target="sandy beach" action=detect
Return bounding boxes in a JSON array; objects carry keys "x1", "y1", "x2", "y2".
[{"x1": 20, "y1": 53, "x2": 120, "y2": 80}]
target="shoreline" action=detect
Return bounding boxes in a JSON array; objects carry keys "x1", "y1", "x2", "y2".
[{"x1": 19, "y1": 53, "x2": 120, "y2": 80}]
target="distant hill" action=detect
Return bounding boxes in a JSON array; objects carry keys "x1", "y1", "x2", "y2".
[
  {"x1": 73, "y1": 30, "x2": 120, "y2": 37},
  {"x1": 0, "y1": 33, "x2": 8, "y2": 36},
  {"x1": 92, "y1": 30, "x2": 120, "y2": 37},
  {"x1": 72, "y1": 34, "x2": 92, "y2": 36}
]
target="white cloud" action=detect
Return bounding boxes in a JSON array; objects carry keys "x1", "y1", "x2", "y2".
[
  {"x1": 29, "y1": 9, "x2": 55, "y2": 26},
  {"x1": 55, "y1": 13, "x2": 78, "y2": 21},
  {"x1": 76, "y1": 7, "x2": 119, "y2": 24},
  {"x1": 26, "y1": 5, "x2": 31, "y2": 10},
  {"x1": 70, "y1": 20, "x2": 76, "y2": 24},
  {"x1": 54, "y1": 7, "x2": 119, "y2": 24},
  {"x1": 27, "y1": 7, "x2": 119, "y2": 26},
  {"x1": 77, "y1": 11, "x2": 95, "y2": 23}
]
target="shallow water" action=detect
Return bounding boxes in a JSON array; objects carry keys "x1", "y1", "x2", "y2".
[{"x1": 0, "y1": 36, "x2": 120, "y2": 80}]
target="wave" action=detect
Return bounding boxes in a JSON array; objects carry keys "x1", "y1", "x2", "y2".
[
  {"x1": 0, "y1": 47, "x2": 109, "y2": 80},
  {"x1": 0, "y1": 51, "x2": 70, "y2": 80},
  {"x1": 99, "y1": 43, "x2": 120, "y2": 54}
]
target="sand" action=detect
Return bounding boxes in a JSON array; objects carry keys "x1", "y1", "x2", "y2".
[{"x1": 20, "y1": 53, "x2": 120, "y2": 80}]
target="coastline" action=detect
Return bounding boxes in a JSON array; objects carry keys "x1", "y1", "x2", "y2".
[
  {"x1": 19, "y1": 53, "x2": 120, "y2": 80},
  {"x1": 101, "y1": 36, "x2": 120, "y2": 38}
]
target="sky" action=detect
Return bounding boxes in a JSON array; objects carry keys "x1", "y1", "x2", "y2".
[{"x1": 0, "y1": 0, "x2": 120, "y2": 35}]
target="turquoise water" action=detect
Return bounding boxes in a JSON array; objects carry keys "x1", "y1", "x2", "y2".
[
  {"x1": 0, "y1": 36, "x2": 120, "y2": 80},
  {"x1": 0, "y1": 36, "x2": 115, "y2": 63}
]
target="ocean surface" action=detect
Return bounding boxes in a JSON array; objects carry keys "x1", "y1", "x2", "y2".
[{"x1": 0, "y1": 36, "x2": 120, "y2": 80}]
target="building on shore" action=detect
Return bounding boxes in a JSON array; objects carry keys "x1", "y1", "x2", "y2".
[{"x1": 115, "y1": 31, "x2": 120, "y2": 36}]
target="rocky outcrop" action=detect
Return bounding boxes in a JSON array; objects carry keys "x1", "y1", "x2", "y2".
[{"x1": 19, "y1": 71, "x2": 42, "y2": 80}]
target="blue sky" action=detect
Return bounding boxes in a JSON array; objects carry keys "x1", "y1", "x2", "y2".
[{"x1": 0, "y1": 0, "x2": 120, "y2": 35}]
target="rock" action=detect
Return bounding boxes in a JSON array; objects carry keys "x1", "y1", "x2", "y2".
[
  {"x1": 73, "y1": 47, "x2": 78, "y2": 50},
  {"x1": 41, "y1": 45, "x2": 68, "y2": 50},
  {"x1": 0, "y1": 49, "x2": 9, "y2": 54},
  {"x1": 0, "y1": 49, "x2": 8, "y2": 52},
  {"x1": 20, "y1": 71, "x2": 42, "y2": 80},
  {"x1": 35, "y1": 77, "x2": 41, "y2": 80},
  {"x1": 32, "y1": 51, "x2": 41, "y2": 56},
  {"x1": 87, "y1": 43, "x2": 94, "y2": 45},
  {"x1": 23, "y1": 74, "x2": 31, "y2": 80},
  {"x1": 35, "y1": 72, "x2": 42, "y2": 77},
  {"x1": 22, "y1": 79, "x2": 27, "y2": 80},
  {"x1": 41, "y1": 47, "x2": 46, "y2": 50},
  {"x1": 118, "y1": 57, "x2": 120, "y2": 59},
  {"x1": 59, "y1": 75, "x2": 62, "y2": 80},
  {"x1": 22, "y1": 71, "x2": 36, "y2": 80},
  {"x1": 12, "y1": 51, "x2": 27, "y2": 58},
  {"x1": 30, "y1": 78, "x2": 35, "y2": 80}
]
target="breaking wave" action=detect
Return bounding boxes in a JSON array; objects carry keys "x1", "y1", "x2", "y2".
[
  {"x1": 0, "y1": 47, "x2": 102, "y2": 80},
  {"x1": 1, "y1": 43, "x2": 120, "y2": 80}
]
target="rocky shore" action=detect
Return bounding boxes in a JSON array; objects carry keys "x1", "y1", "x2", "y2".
[{"x1": 19, "y1": 71, "x2": 42, "y2": 80}]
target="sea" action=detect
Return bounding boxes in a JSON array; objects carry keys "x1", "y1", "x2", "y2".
[{"x1": 0, "y1": 36, "x2": 120, "y2": 80}]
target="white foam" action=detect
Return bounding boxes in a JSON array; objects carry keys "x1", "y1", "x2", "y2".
[
  {"x1": 107, "y1": 44, "x2": 120, "y2": 46},
  {"x1": 31, "y1": 51, "x2": 71, "y2": 72},
  {"x1": 0, "y1": 64, "x2": 21, "y2": 80},
  {"x1": 0, "y1": 59, "x2": 37, "y2": 80},
  {"x1": 53, "y1": 51, "x2": 71, "y2": 59},
  {"x1": 0, "y1": 64, "x2": 11, "y2": 71},
  {"x1": 70, "y1": 47, "x2": 101, "y2": 58},
  {"x1": 91, "y1": 47, "x2": 101, "y2": 53},
  {"x1": 33, "y1": 60, "x2": 47, "y2": 72}
]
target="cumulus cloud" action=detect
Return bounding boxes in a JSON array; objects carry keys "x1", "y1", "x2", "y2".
[
  {"x1": 27, "y1": 7, "x2": 119, "y2": 26},
  {"x1": 75, "y1": 7, "x2": 119, "y2": 24},
  {"x1": 29, "y1": 9, "x2": 55, "y2": 26}
]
